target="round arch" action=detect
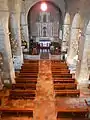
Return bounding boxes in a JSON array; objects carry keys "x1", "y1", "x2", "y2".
[
  {"x1": 21, "y1": 0, "x2": 65, "y2": 18},
  {"x1": 62, "y1": 12, "x2": 71, "y2": 53},
  {"x1": 67, "y1": 13, "x2": 82, "y2": 64},
  {"x1": 85, "y1": 21, "x2": 90, "y2": 76}
]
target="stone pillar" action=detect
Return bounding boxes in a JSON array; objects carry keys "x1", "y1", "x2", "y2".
[
  {"x1": 67, "y1": 13, "x2": 81, "y2": 65},
  {"x1": 86, "y1": 21, "x2": 90, "y2": 76},
  {"x1": 10, "y1": 12, "x2": 23, "y2": 69},
  {"x1": 0, "y1": 11, "x2": 15, "y2": 84},
  {"x1": 62, "y1": 13, "x2": 70, "y2": 52},
  {"x1": 76, "y1": 31, "x2": 89, "y2": 84},
  {"x1": 20, "y1": 12, "x2": 29, "y2": 50}
]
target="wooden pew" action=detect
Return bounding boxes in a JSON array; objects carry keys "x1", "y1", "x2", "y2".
[
  {"x1": 57, "y1": 109, "x2": 89, "y2": 118},
  {"x1": 52, "y1": 72, "x2": 71, "y2": 75},
  {"x1": 53, "y1": 74, "x2": 72, "y2": 78},
  {"x1": 19, "y1": 73, "x2": 38, "y2": 76},
  {"x1": 24, "y1": 59, "x2": 38, "y2": 63},
  {"x1": 22, "y1": 67, "x2": 38, "y2": 69},
  {"x1": 15, "y1": 78, "x2": 37, "y2": 83},
  {"x1": 52, "y1": 70, "x2": 70, "y2": 73},
  {"x1": 56, "y1": 98, "x2": 89, "y2": 118},
  {"x1": 53, "y1": 79, "x2": 75, "y2": 83},
  {"x1": 51, "y1": 60, "x2": 66, "y2": 62},
  {"x1": 22, "y1": 63, "x2": 38, "y2": 65},
  {"x1": 54, "y1": 83, "x2": 77, "y2": 90},
  {"x1": 9, "y1": 90, "x2": 36, "y2": 99},
  {"x1": 53, "y1": 78, "x2": 75, "y2": 80},
  {"x1": 20, "y1": 70, "x2": 38, "y2": 73},
  {"x1": 21, "y1": 67, "x2": 38, "y2": 70},
  {"x1": 12, "y1": 83, "x2": 36, "y2": 90},
  {"x1": 21, "y1": 64, "x2": 38, "y2": 66},
  {"x1": 0, "y1": 107, "x2": 33, "y2": 117},
  {"x1": 55, "y1": 89, "x2": 80, "y2": 97},
  {"x1": 51, "y1": 61, "x2": 67, "y2": 64},
  {"x1": 18, "y1": 75, "x2": 38, "y2": 78},
  {"x1": 51, "y1": 66, "x2": 68, "y2": 69},
  {"x1": 51, "y1": 63, "x2": 67, "y2": 65},
  {"x1": 20, "y1": 69, "x2": 38, "y2": 73}
]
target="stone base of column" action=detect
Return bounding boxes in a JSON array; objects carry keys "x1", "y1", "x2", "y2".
[
  {"x1": 13, "y1": 54, "x2": 23, "y2": 70},
  {"x1": 67, "y1": 57, "x2": 74, "y2": 65},
  {"x1": 77, "y1": 81, "x2": 89, "y2": 90}
]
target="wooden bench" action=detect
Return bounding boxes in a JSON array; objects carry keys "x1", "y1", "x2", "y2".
[
  {"x1": 53, "y1": 74, "x2": 72, "y2": 78},
  {"x1": 52, "y1": 70, "x2": 70, "y2": 73},
  {"x1": 22, "y1": 63, "x2": 38, "y2": 65},
  {"x1": 55, "y1": 89, "x2": 80, "y2": 97},
  {"x1": 51, "y1": 62, "x2": 67, "y2": 64},
  {"x1": 56, "y1": 98, "x2": 89, "y2": 118},
  {"x1": 24, "y1": 60, "x2": 38, "y2": 62},
  {"x1": 22, "y1": 65, "x2": 38, "y2": 68},
  {"x1": 21, "y1": 67, "x2": 38, "y2": 69},
  {"x1": 53, "y1": 78, "x2": 75, "y2": 80},
  {"x1": 9, "y1": 90, "x2": 36, "y2": 99},
  {"x1": 57, "y1": 109, "x2": 89, "y2": 118},
  {"x1": 52, "y1": 72, "x2": 71, "y2": 75},
  {"x1": 18, "y1": 74, "x2": 38, "y2": 78},
  {"x1": 19, "y1": 73, "x2": 38, "y2": 76},
  {"x1": 12, "y1": 83, "x2": 36, "y2": 90},
  {"x1": 53, "y1": 79, "x2": 75, "y2": 83},
  {"x1": 20, "y1": 69, "x2": 38, "y2": 73},
  {"x1": 54, "y1": 83, "x2": 77, "y2": 90},
  {"x1": 15, "y1": 77, "x2": 37, "y2": 80},
  {"x1": 20, "y1": 70, "x2": 38, "y2": 73},
  {"x1": 21, "y1": 67, "x2": 38, "y2": 70},
  {"x1": 51, "y1": 66, "x2": 68, "y2": 69},
  {"x1": 15, "y1": 78, "x2": 37, "y2": 83},
  {"x1": 0, "y1": 107, "x2": 33, "y2": 117}
]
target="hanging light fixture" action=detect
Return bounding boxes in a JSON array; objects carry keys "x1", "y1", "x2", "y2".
[{"x1": 40, "y1": 2, "x2": 47, "y2": 11}]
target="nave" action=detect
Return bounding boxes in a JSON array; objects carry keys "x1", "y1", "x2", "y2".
[{"x1": 0, "y1": 59, "x2": 90, "y2": 120}]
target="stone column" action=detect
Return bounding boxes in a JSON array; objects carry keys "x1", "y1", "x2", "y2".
[
  {"x1": 62, "y1": 13, "x2": 70, "y2": 52},
  {"x1": 20, "y1": 12, "x2": 29, "y2": 50},
  {"x1": 67, "y1": 13, "x2": 81, "y2": 65},
  {"x1": 0, "y1": 11, "x2": 15, "y2": 84},
  {"x1": 86, "y1": 21, "x2": 90, "y2": 76},
  {"x1": 75, "y1": 32, "x2": 89, "y2": 84},
  {"x1": 10, "y1": 12, "x2": 23, "y2": 69}
]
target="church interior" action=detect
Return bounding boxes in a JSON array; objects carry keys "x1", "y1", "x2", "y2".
[{"x1": 0, "y1": 0, "x2": 90, "y2": 120}]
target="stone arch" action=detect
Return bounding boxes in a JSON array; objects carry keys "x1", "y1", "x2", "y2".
[
  {"x1": 21, "y1": 0, "x2": 65, "y2": 52},
  {"x1": 62, "y1": 12, "x2": 71, "y2": 54},
  {"x1": 67, "y1": 13, "x2": 82, "y2": 65},
  {"x1": 27, "y1": 1, "x2": 63, "y2": 38},
  {"x1": 27, "y1": 1, "x2": 63, "y2": 54},
  {"x1": 22, "y1": 0, "x2": 65, "y2": 18},
  {"x1": 85, "y1": 21, "x2": 90, "y2": 77},
  {"x1": 75, "y1": 20, "x2": 90, "y2": 84}
]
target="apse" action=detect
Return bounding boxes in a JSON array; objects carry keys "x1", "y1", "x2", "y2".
[{"x1": 27, "y1": 1, "x2": 62, "y2": 42}]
